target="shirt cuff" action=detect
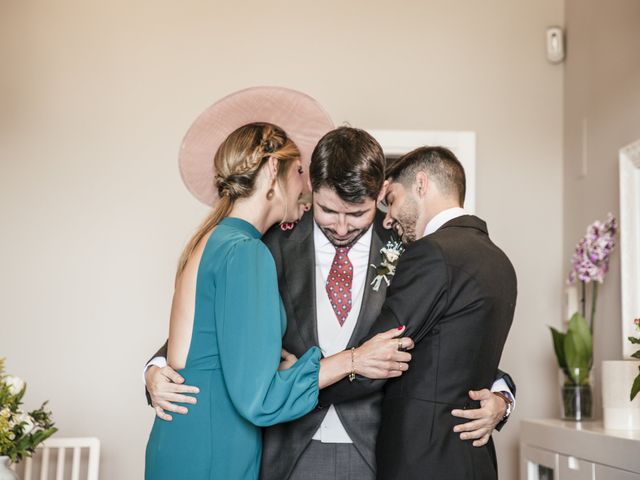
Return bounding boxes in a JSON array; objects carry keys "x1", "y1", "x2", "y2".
[
  {"x1": 142, "y1": 356, "x2": 167, "y2": 384},
  {"x1": 491, "y1": 378, "x2": 516, "y2": 410}
]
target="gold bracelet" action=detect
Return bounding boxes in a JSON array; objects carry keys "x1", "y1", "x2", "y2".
[{"x1": 349, "y1": 347, "x2": 356, "y2": 382}]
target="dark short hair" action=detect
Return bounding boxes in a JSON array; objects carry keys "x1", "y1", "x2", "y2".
[
  {"x1": 310, "y1": 127, "x2": 386, "y2": 203},
  {"x1": 387, "y1": 146, "x2": 466, "y2": 206}
]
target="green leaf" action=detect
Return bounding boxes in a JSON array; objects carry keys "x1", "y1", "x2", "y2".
[
  {"x1": 564, "y1": 332, "x2": 586, "y2": 384},
  {"x1": 631, "y1": 371, "x2": 640, "y2": 401},
  {"x1": 564, "y1": 330, "x2": 588, "y2": 367},
  {"x1": 16, "y1": 384, "x2": 26, "y2": 403},
  {"x1": 628, "y1": 336, "x2": 640, "y2": 345},
  {"x1": 569, "y1": 313, "x2": 593, "y2": 361},
  {"x1": 549, "y1": 327, "x2": 567, "y2": 369},
  {"x1": 563, "y1": 315, "x2": 593, "y2": 385},
  {"x1": 14, "y1": 435, "x2": 30, "y2": 452},
  {"x1": 631, "y1": 350, "x2": 640, "y2": 360},
  {"x1": 40, "y1": 427, "x2": 57, "y2": 443}
]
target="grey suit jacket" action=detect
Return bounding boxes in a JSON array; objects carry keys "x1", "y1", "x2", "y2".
[{"x1": 259, "y1": 210, "x2": 393, "y2": 479}]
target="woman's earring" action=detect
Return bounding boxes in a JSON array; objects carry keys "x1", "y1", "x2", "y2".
[
  {"x1": 266, "y1": 188, "x2": 275, "y2": 200},
  {"x1": 280, "y1": 222, "x2": 296, "y2": 231}
]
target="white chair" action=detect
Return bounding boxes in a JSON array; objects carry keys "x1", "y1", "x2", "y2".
[{"x1": 11, "y1": 437, "x2": 100, "y2": 480}]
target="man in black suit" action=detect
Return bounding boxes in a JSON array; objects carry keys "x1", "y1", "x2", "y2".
[
  {"x1": 143, "y1": 129, "x2": 516, "y2": 479},
  {"x1": 319, "y1": 146, "x2": 517, "y2": 479}
]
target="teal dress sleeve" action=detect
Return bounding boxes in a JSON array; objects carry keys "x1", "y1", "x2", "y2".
[{"x1": 215, "y1": 238, "x2": 321, "y2": 427}]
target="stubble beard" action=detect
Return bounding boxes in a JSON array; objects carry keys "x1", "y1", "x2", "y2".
[
  {"x1": 395, "y1": 198, "x2": 420, "y2": 245},
  {"x1": 320, "y1": 225, "x2": 371, "y2": 248}
]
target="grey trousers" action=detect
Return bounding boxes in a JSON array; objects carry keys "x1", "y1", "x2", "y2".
[{"x1": 288, "y1": 440, "x2": 375, "y2": 480}]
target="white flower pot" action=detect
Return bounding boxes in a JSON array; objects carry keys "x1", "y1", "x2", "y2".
[
  {"x1": 0, "y1": 457, "x2": 18, "y2": 480},
  {"x1": 602, "y1": 360, "x2": 640, "y2": 430}
]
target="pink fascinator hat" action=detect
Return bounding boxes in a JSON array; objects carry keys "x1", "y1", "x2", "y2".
[{"x1": 179, "y1": 86, "x2": 334, "y2": 206}]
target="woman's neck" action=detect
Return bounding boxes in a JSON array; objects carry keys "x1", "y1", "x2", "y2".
[{"x1": 229, "y1": 194, "x2": 282, "y2": 235}]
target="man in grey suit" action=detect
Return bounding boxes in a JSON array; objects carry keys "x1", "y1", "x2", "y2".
[{"x1": 144, "y1": 127, "x2": 516, "y2": 479}]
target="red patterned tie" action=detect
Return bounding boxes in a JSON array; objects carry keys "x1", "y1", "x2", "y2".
[{"x1": 325, "y1": 246, "x2": 354, "y2": 326}]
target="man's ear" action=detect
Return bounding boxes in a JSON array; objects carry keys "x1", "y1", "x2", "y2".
[
  {"x1": 377, "y1": 180, "x2": 390, "y2": 203},
  {"x1": 415, "y1": 171, "x2": 429, "y2": 197}
]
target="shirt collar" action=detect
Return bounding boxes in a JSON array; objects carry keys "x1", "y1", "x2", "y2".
[{"x1": 423, "y1": 207, "x2": 467, "y2": 237}]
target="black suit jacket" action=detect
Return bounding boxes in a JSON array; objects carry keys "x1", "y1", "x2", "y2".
[{"x1": 319, "y1": 215, "x2": 517, "y2": 480}]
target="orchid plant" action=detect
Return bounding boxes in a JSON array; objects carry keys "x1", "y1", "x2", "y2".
[
  {"x1": 567, "y1": 213, "x2": 617, "y2": 329},
  {"x1": 0, "y1": 358, "x2": 57, "y2": 463},
  {"x1": 550, "y1": 214, "x2": 617, "y2": 385}
]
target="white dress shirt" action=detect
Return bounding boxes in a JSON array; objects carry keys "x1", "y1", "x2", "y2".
[
  {"x1": 312, "y1": 223, "x2": 372, "y2": 443},
  {"x1": 423, "y1": 207, "x2": 467, "y2": 237}
]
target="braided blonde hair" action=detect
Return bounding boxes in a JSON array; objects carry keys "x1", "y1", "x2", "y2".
[{"x1": 177, "y1": 122, "x2": 300, "y2": 274}]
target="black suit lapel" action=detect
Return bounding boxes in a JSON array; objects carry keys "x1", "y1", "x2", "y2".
[
  {"x1": 281, "y1": 214, "x2": 319, "y2": 348},
  {"x1": 347, "y1": 212, "x2": 392, "y2": 348}
]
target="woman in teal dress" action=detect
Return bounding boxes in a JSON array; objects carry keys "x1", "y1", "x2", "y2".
[{"x1": 145, "y1": 122, "x2": 409, "y2": 479}]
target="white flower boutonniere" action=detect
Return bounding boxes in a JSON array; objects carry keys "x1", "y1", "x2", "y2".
[{"x1": 370, "y1": 240, "x2": 405, "y2": 291}]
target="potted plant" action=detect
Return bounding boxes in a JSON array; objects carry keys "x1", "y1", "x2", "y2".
[
  {"x1": 629, "y1": 318, "x2": 640, "y2": 401},
  {"x1": 550, "y1": 213, "x2": 616, "y2": 420},
  {"x1": 601, "y1": 318, "x2": 640, "y2": 430},
  {"x1": 0, "y1": 358, "x2": 57, "y2": 479}
]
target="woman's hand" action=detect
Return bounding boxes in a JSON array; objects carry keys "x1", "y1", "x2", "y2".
[
  {"x1": 354, "y1": 326, "x2": 414, "y2": 379},
  {"x1": 278, "y1": 349, "x2": 298, "y2": 371}
]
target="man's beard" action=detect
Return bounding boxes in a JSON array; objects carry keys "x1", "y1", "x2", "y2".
[
  {"x1": 320, "y1": 225, "x2": 371, "y2": 248},
  {"x1": 393, "y1": 198, "x2": 420, "y2": 244}
]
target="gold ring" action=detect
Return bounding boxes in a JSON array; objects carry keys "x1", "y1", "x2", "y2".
[{"x1": 397, "y1": 339, "x2": 403, "y2": 351}]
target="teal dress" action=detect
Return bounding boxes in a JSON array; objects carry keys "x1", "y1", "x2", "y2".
[{"x1": 145, "y1": 217, "x2": 321, "y2": 479}]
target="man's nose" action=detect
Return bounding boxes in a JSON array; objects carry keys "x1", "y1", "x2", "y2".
[{"x1": 336, "y1": 216, "x2": 349, "y2": 235}]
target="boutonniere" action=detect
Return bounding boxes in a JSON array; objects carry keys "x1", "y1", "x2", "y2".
[{"x1": 370, "y1": 240, "x2": 405, "y2": 291}]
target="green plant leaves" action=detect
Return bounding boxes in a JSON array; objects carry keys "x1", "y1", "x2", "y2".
[
  {"x1": 549, "y1": 327, "x2": 567, "y2": 370},
  {"x1": 568, "y1": 312, "x2": 593, "y2": 359},
  {"x1": 628, "y1": 336, "x2": 640, "y2": 345},
  {"x1": 631, "y1": 366, "x2": 640, "y2": 401},
  {"x1": 0, "y1": 361, "x2": 57, "y2": 462},
  {"x1": 550, "y1": 313, "x2": 592, "y2": 385}
]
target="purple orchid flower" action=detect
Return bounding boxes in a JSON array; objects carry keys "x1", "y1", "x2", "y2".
[{"x1": 567, "y1": 213, "x2": 617, "y2": 285}]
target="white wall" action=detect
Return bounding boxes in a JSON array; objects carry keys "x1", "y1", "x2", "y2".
[
  {"x1": 563, "y1": 0, "x2": 640, "y2": 413},
  {"x1": 0, "y1": 1, "x2": 564, "y2": 478}
]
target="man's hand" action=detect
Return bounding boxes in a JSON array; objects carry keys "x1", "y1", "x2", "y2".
[
  {"x1": 278, "y1": 349, "x2": 298, "y2": 371},
  {"x1": 450, "y1": 389, "x2": 507, "y2": 447},
  {"x1": 145, "y1": 365, "x2": 200, "y2": 421}
]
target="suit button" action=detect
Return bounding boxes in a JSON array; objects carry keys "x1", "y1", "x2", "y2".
[{"x1": 431, "y1": 328, "x2": 440, "y2": 335}]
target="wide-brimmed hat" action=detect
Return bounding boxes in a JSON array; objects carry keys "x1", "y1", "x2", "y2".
[{"x1": 178, "y1": 86, "x2": 334, "y2": 206}]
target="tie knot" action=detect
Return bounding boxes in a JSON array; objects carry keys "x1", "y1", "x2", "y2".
[{"x1": 335, "y1": 245, "x2": 352, "y2": 255}]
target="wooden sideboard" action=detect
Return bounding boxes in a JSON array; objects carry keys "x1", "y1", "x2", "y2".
[{"x1": 520, "y1": 419, "x2": 640, "y2": 479}]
